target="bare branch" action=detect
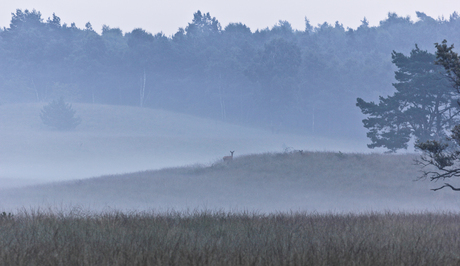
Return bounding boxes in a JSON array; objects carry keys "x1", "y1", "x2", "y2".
[
  {"x1": 431, "y1": 183, "x2": 460, "y2": 191},
  {"x1": 415, "y1": 156, "x2": 460, "y2": 181}
]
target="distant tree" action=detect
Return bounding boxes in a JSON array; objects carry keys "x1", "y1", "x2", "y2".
[
  {"x1": 40, "y1": 97, "x2": 81, "y2": 130},
  {"x1": 72, "y1": 26, "x2": 107, "y2": 103},
  {"x1": 1, "y1": 9, "x2": 49, "y2": 102},
  {"x1": 356, "y1": 45, "x2": 460, "y2": 152},
  {"x1": 185, "y1": 11, "x2": 221, "y2": 37},
  {"x1": 2, "y1": 9, "x2": 460, "y2": 139},
  {"x1": 415, "y1": 40, "x2": 460, "y2": 190},
  {"x1": 126, "y1": 28, "x2": 155, "y2": 107},
  {"x1": 246, "y1": 38, "x2": 301, "y2": 112},
  {"x1": 224, "y1": 23, "x2": 251, "y2": 35},
  {"x1": 244, "y1": 37, "x2": 302, "y2": 128},
  {"x1": 100, "y1": 26, "x2": 130, "y2": 104}
]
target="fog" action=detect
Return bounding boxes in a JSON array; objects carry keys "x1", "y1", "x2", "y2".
[
  {"x1": 0, "y1": 103, "x2": 451, "y2": 214},
  {"x1": 0, "y1": 103, "x2": 371, "y2": 187},
  {"x1": 1, "y1": 9, "x2": 460, "y2": 214}
]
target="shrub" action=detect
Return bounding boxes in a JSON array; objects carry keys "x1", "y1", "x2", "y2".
[{"x1": 40, "y1": 97, "x2": 81, "y2": 130}]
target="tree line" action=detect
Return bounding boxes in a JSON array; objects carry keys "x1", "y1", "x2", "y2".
[{"x1": 1, "y1": 9, "x2": 460, "y2": 138}]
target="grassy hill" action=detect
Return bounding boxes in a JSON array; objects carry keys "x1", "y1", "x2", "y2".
[
  {"x1": 2, "y1": 103, "x2": 451, "y2": 214},
  {"x1": 0, "y1": 103, "x2": 370, "y2": 187},
  {"x1": 0, "y1": 150, "x2": 458, "y2": 213}
]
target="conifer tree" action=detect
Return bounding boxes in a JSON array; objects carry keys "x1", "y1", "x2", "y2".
[
  {"x1": 415, "y1": 40, "x2": 460, "y2": 191},
  {"x1": 357, "y1": 45, "x2": 459, "y2": 152},
  {"x1": 40, "y1": 97, "x2": 81, "y2": 130}
]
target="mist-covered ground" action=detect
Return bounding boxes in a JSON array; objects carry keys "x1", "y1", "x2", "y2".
[
  {"x1": 0, "y1": 103, "x2": 371, "y2": 187},
  {"x1": 2, "y1": 103, "x2": 450, "y2": 214},
  {"x1": 0, "y1": 151, "x2": 457, "y2": 214}
]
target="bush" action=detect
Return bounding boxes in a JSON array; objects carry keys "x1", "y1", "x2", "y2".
[{"x1": 40, "y1": 97, "x2": 81, "y2": 130}]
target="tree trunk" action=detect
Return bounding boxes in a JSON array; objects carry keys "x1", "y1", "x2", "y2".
[{"x1": 140, "y1": 68, "x2": 146, "y2": 108}]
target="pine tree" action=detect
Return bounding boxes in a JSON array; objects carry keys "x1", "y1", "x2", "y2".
[
  {"x1": 40, "y1": 97, "x2": 81, "y2": 130},
  {"x1": 356, "y1": 45, "x2": 459, "y2": 152},
  {"x1": 415, "y1": 40, "x2": 460, "y2": 190}
]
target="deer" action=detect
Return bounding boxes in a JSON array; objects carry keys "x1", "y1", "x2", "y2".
[{"x1": 223, "y1": 151, "x2": 234, "y2": 162}]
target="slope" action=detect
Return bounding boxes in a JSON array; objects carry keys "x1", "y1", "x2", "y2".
[
  {"x1": 0, "y1": 103, "x2": 370, "y2": 187},
  {"x1": 0, "y1": 151, "x2": 457, "y2": 213}
]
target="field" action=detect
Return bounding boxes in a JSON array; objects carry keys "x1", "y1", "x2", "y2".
[
  {"x1": 1, "y1": 210, "x2": 460, "y2": 265},
  {"x1": 2, "y1": 103, "x2": 460, "y2": 264},
  {"x1": 0, "y1": 102, "x2": 459, "y2": 212},
  {"x1": 0, "y1": 103, "x2": 369, "y2": 186},
  {"x1": 0, "y1": 150, "x2": 459, "y2": 213}
]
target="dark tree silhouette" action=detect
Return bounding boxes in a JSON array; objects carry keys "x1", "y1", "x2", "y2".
[
  {"x1": 2, "y1": 9, "x2": 460, "y2": 138},
  {"x1": 357, "y1": 45, "x2": 460, "y2": 152},
  {"x1": 40, "y1": 97, "x2": 81, "y2": 130},
  {"x1": 415, "y1": 40, "x2": 460, "y2": 191}
]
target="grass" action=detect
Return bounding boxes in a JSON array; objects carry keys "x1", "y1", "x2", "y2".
[
  {"x1": 1, "y1": 209, "x2": 460, "y2": 265},
  {"x1": 2, "y1": 104, "x2": 460, "y2": 264},
  {"x1": 0, "y1": 103, "x2": 369, "y2": 184},
  {"x1": 0, "y1": 150, "x2": 458, "y2": 213}
]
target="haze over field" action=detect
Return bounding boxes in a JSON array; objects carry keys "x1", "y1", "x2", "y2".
[
  {"x1": 1, "y1": 6, "x2": 460, "y2": 214},
  {"x1": 0, "y1": 103, "x2": 371, "y2": 188},
  {"x1": 1, "y1": 146, "x2": 459, "y2": 213}
]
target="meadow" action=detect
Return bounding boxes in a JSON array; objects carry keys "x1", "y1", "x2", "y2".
[
  {"x1": 0, "y1": 102, "x2": 459, "y2": 212},
  {"x1": 0, "y1": 150, "x2": 458, "y2": 213},
  {"x1": 0, "y1": 103, "x2": 368, "y2": 186},
  {"x1": 2, "y1": 103, "x2": 460, "y2": 264},
  {"x1": 1, "y1": 209, "x2": 460, "y2": 265}
]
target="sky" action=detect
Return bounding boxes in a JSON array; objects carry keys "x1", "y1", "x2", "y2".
[{"x1": 1, "y1": 0, "x2": 460, "y2": 36}]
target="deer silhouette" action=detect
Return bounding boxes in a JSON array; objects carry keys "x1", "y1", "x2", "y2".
[{"x1": 223, "y1": 151, "x2": 234, "y2": 162}]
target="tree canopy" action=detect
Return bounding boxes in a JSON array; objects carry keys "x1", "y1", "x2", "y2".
[
  {"x1": 357, "y1": 45, "x2": 460, "y2": 152},
  {"x1": 2, "y1": 9, "x2": 460, "y2": 138},
  {"x1": 414, "y1": 40, "x2": 460, "y2": 190},
  {"x1": 40, "y1": 97, "x2": 81, "y2": 130}
]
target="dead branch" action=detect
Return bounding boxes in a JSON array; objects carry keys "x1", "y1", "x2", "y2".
[{"x1": 431, "y1": 183, "x2": 460, "y2": 191}]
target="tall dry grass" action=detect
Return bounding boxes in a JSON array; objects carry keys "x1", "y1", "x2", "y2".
[{"x1": 1, "y1": 209, "x2": 460, "y2": 265}]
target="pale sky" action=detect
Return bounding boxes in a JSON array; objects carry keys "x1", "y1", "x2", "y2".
[{"x1": 1, "y1": 0, "x2": 460, "y2": 36}]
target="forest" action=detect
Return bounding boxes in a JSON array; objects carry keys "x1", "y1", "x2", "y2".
[{"x1": 1, "y1": 9, "x2": 460, "y2": 139}]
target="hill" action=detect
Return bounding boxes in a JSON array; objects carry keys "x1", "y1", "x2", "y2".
[
  {"x1": 0, "y1": 151, "x2": 458, "y2": 213},
  {"x1": 0, "y1": 103, "x2": 370, "y2": 187}
]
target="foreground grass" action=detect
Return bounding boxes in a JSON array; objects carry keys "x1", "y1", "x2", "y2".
[{"x1": 1, "y1": 209, "x2": 460, "y2": 265}]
